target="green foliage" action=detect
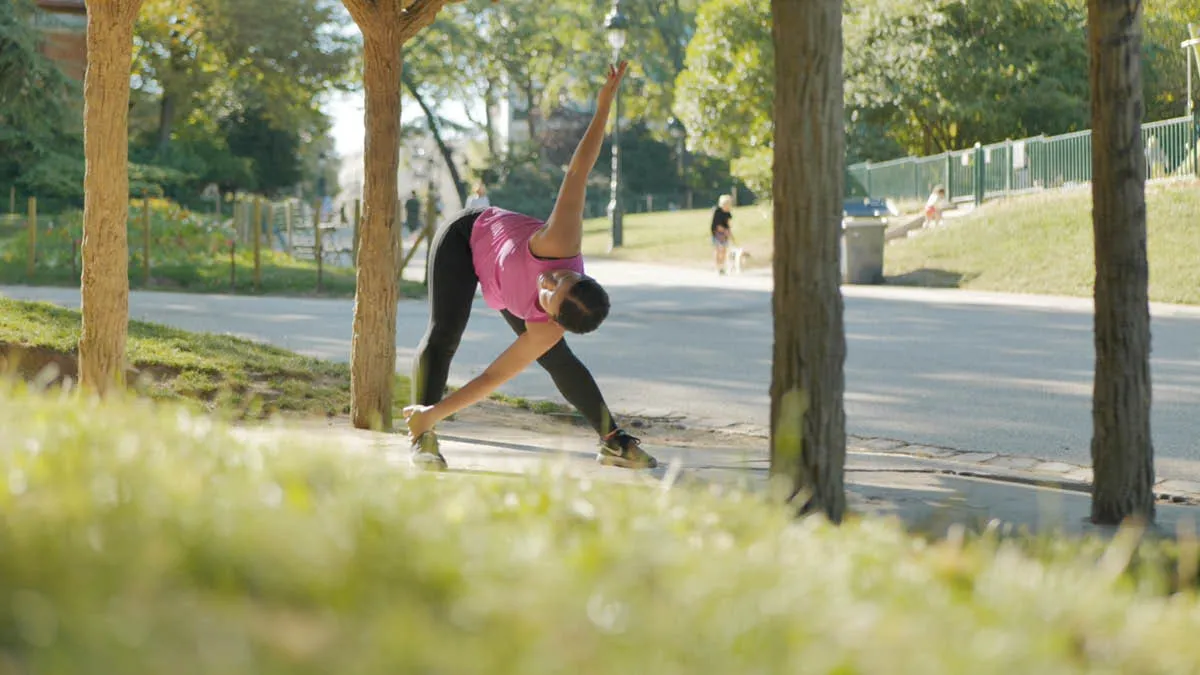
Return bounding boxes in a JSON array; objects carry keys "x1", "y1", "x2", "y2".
[
  {"x1": 845, "y1": 0, "x2": 1092, "y2": 156},
  {"x1": 619, "y1": 121, "x2": 749, "y2": 200},
  {"x1": 0, "y1": 0, "x2": 83, "y2": 204},
  {"x1": 670, "y1": 0, "x2": 775, "y2": 193},
  {"x1": 3, "y1": 0, "x2": 351, "y2": 208},
  {"x1": 675, "y1": 0, "x2": 1196, "y2": 171},
  {"x1": 673, "y1": 0, "x2": 773, "y2": 160},
  {"x1": 4, "y1": 383, "x2": 1200, "y2": 672},
  {"x1": 222, "y1": 108, "x2": 304, "y2": 195},
  {"x1": 485, "y1": 122, "x2": 753, "y2": 219},
  {"x1": 730, "y1": 147, "x2": 772, "y2": 198},
  {"x1": 1142, "y1": 1, "x2": 1200, "y2": 121},
  {"x1": 0, "y1": 197, "x2": 420, "y2": 298},
  {"x1": 128, "y1": 0, "x2": 354, "y2": 200},
  {"x1": 486, "y1": 152, "x2": 575, "y2": 220},
  {"x1": 411, "y1": 0, "x2": 702, "y2": 160},
  {"x1": 617, "y1": 0, "x2": 703, "y2": 124}
]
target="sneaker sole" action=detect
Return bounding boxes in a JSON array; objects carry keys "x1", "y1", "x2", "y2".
[
  {"x1": 596, "y1": 452, "x2": 657, "y2": 470},
  {"x1": 411, "y1": 454, "x2": 448, "y2": 471}
]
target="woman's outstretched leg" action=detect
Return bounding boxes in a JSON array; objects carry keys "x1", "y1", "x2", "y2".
[
  {"x1": 411, "y1": 210, "x2": 484, "y2": 411},
  {"x1": 498, "y1": 310, "x2": 657, "y2": 469}
]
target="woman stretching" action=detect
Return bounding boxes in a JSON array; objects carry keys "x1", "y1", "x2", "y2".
[{"x1": 401, "y1": 62, "x2": 657, "y2": 471}]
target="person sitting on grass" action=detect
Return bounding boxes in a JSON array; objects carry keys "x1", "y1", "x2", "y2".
[
  {"x1": 924, "y1": 185, "x2": 948, "y2": 228},
  {"x1": 401, "y1": 61, "x2": 657, "y2": 472}
]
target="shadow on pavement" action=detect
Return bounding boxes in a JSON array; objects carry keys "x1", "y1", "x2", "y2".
[{"x1": 884, "y1": 267, "x2": 978, "y2": 288}]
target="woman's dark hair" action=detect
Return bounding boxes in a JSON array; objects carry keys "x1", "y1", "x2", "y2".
[{"x1": 556, "y1": 277, "x2": 610, "y2": 334}]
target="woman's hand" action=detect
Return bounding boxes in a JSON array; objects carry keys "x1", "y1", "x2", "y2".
[
  {"x1": 599, "y1": 61, "x2": 628, "y2": 100},
  {"x1": 402, "y1": 404, "x2": 438, "y2": 441}
]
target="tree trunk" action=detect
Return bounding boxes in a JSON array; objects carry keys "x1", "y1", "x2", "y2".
[
  {"x1": 484, "y1": 77, "x2": 498, "y2": 157},
  {"x1": 80, "y1": 0, "x2": 143, "y2": 395},
  {"x1": 349, "y1": 28, "x2": 403, "y2": 430},
  {"x1": 767, "y1": 0, "x2": 847, "y2": 523},
  {"x1": 403, "y1": 71, "x2": 467, "y2": 207},
  {"x1": 1087, "y1": 0, "x2": 1154, "y2": 525},
  {"x1": 522, "y1": 78, "x2": 538, "y2": 146},
  {"x1": 156, "y1": 90, "x2": 176, "y2": 158},
  {"x1": 341, "y1": 0, "x2": 450, "y2": 430}
]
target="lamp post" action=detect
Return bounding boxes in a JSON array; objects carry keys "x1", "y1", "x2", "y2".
[
  {"x1": 1184, "y1": 35, "x2": 1200, "y2": 116},
  {"x1": 316, "y1": 151, "x2": 328, "y2": 201},
  {"x1": 1186, "y1": 34, "x2": 1200, "y2": 180},
  {"x1": 604, "y1": 0, "x2": 628, "y2": 249}
]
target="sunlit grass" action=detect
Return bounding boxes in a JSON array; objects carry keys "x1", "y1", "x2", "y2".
[
  {"x1": 580, "y1": 183, "x2": 1200, "y2": 306},
  {"x1": 0, "y1": 297, "x2": 408, "y2": 419},
  {"x1": 3, "y1": 383, "x2": 1200, "y2": 673},
  {"x1": 884, "y1": 182, "x2": 1200, "y2": 304},
  {"x1": 581, "y1": 203, "x2": 775, "y2": 269}
]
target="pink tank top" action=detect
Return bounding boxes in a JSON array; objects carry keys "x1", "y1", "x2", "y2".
[{"x1": 470, "y1": 207, "x2": 585, "y2": 322}]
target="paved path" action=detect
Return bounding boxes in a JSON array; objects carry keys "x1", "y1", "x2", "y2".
[
  {"x1": 5, "y1": 258, "x2": 1200, "y2": 479},
  {"x1": 238, "y1": 416, "x2": 1200, "y2": 537}
]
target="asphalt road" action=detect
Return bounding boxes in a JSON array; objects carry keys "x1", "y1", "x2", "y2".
[{"x1": 5, "y1": 259, "x2": 1200, "y2": 478}]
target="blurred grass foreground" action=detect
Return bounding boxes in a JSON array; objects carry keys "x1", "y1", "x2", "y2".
[{"x1": 3, "y1": 381, "x2": 1200, "y2": 673}]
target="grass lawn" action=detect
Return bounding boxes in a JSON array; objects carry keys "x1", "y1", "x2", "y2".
[
  {"x1": 884, "y1": 182, "x2": 1200, "y2": 304},
  {"x1": 580, "y1": 182, "x2": 1200, "y2": 306},
  {"x1": 581, "y1": 203, "x2": 776, "y2": 269},
  {"x1": 0, "y1": 296, "x2": 563, "y2": 423},
  {"x1": 0, "y1": 297, "x2": 410, "y2": 419},
  {"x1": 3, "y1": 384, "x2": 1200, "y2": 672}
]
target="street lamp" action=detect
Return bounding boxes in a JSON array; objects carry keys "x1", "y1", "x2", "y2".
[
  {"x1": 604, "y1": 0, "x2": 628, "y2": 249},
  {"x1": 316, "y1": 151, "x2": 328, "y2": 200},
  {"x1": 1184, "y1": 36, "x2": 1200, "y2": 116}
]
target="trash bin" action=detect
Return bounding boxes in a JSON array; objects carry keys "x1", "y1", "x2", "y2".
[{"x1": 840, "y1": 216, "x2": 888, "y2": 284}]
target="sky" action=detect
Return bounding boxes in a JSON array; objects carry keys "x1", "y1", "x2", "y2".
[{"x1": 326, "y1": 90, "x2": 368, "y2": 157}]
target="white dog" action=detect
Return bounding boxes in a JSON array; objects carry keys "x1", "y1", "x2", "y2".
[{"x1": 723, "y1": 246, "x2": 747, "y2": 275}]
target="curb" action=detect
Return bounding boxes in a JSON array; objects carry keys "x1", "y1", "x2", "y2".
[
  {"x1": 852, "y1": 436, "x2": 1200, "y2": 506},
  {"x1": 597, "y1": 408, "x2": 1200, "y2": 507}
]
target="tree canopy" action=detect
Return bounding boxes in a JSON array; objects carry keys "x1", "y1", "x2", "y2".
[
  {"x1": 672, "y1": 0, "x2": 1199, "y2": 191},
  {"x1": 0, "y1": 0, "x2": 84, "y2": 203}
]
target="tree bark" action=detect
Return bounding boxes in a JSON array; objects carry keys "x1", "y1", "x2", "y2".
[
  {"x1": 156, "y1": 89, "x2": 176, "y2": 158},
  {"x1": 522, "y1": 77, "x2": 538, "y2": 146},
  {"x1": 81, "y1": 0, "x2": 144, "y2": 395},
  {"x1": 1087, "y1": 0, "x2": 1154, "y2": 525},
  {"x1": 768, "y1": 0, "x2": 847, "y2": 523},
  {"x1": 484, "y1": 77, "x2": 498, "y2": 157},
  {"x1": 341, "y1": 0, "x2": 450, "y2": 430},
  {"x1": 349, "y1": 28, "x2": 403, "y2": 430}
]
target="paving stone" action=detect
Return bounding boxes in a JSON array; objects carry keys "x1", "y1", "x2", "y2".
[
  {"x1": 900, "y1": 445, "x2": 960, "y2": 459},
  {"x1": 950, "y1": 452, "x2": 999, "y2": 464},
  {"x1": 1156, "y1": 480, "x2": 1200, "y2": 497},
  {"x1": 984, "y1": 455, "x2": 1040, "y2": 471},
  {"x1": 1034, "y1": 462, "x2": 1077, "y2": 474},
  {"x1": 1063, "y1": 468, "x2": 1094, "y2": 483},
  {"x1": 854, "y1": 438, "x2": 907, "y2": 453}
]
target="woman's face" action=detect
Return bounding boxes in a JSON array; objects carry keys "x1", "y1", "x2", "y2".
[{"x1": 537, "y1": 269, "x2": 583, "y2": 319}]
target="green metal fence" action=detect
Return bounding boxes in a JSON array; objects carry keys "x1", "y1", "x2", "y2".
[{"x1": 848, "y1": 113, "x2": 1200, "y2": 205}]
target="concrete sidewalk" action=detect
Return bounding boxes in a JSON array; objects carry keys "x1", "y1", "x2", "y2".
[{"x1": 236, "y1": 415, "x2": 1200, "y2": 538}]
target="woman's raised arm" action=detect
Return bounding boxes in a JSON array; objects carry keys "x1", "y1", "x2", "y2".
[{"x1": 531, "y1": 61, "x2": 628, "y2": 258}]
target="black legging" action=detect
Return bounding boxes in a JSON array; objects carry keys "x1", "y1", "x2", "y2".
[{"x1": 411, "y1": 208, "x2": 618, "y2": 437}]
